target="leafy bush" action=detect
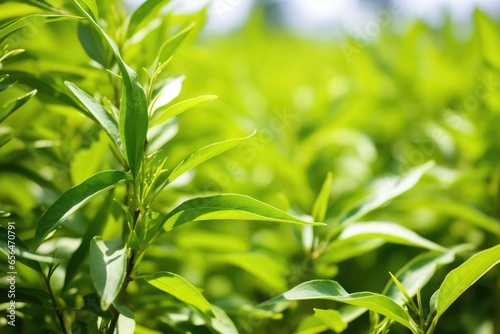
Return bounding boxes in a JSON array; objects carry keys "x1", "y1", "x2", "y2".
[{"x1": 1, "y1": 1, "x2": 499, "y2": 333}]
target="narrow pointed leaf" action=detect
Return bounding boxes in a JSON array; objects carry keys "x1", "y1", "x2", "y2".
[
  {"x1": 33, "y1": 170, "x2": 128, "y2": 248},
  {"x1": 0, "y1": 90, "x2": 37, "y2": 122},
  {"x1": 65, "y1": 81, "x2": 123, "y2": 156},
  {"x1": 314, "y1": 308, "x2": 348, "y2": 333},
  {"x1": 0, "y1": 15, "x2": 81, "y2": 40},
  {"x1": 336, "y1": 222, "x2": 445, "y2": 251},
  {"x1": 161, "y1": 194, "x2": 323, "y2": 232},
  {"x1": 312, "y1": 172, "x2": 333, "y2": 222},
  {"x1": 143, "y1": 271, "x2": 214, "y2": 317},
  {"x1": 167, "y1": 132, "x2": 255, "y2": 184},
  {"x1": 127, "y1": 0, "x2": 171, "y2": 37},
  {"x1": 436, "y1": 244, "x2": 500, "y2": 319},
  {"x1": 0, "y1": 127, "x2": 13, "y2": 148},
  {"x1": 338, "y1": 161, "x2": 434, "y2": 227},
  {"x1": 73, "y1": 0, "x2": 148, "y2": 177},
  {"x1": 151, "y1": 95, "x2": 217, "y2": 127},
  {"x1": 89, "y1": 237, "x2": 127, "y2": 311},
  {"x1": 383, "y1": 248, "x2": 462, "y2": 304},
  {"x1": 155, "y1": 23, "x2": 195, "y2": 68},
  {"x1": 263, "y1": 280, "x2": 412, "y2": 330},
  {"x1": 0, "y1": 226, "x2": 43, "y2": 272}
]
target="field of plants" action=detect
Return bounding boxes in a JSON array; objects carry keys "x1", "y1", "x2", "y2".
[{"x1": 1, "y1": 0, "x2": 500, "y2": 333}]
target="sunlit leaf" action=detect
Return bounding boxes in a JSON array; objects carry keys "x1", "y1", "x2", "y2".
[
  {"x1": 312, "y1": 172, "x2": 333, "y2": 222},
  {"x1": 151, "y1": 95, "x2": 217, "y2": 127},
  {"x1": 0, "y1": 89, "x2": 37, "y2": 122},
  {"x1": 0, "y1": 14, "x2": 80, "y2": 40},
  {"x1": 161, "y1": 194, "x2": 323, "y2": 232},
  {"x1": 143, "y1": 271, "x2": 214, "y2": 317},
  {"x1": 313, "y1": 308, "x2": 347, "y2": 333},
  {"x1": 33, "y1": 170, "x2": 128, "y2": 248},
  {"x1": 435, "y1": 244, "x2": 500, "y2": 320},
  {"x1": 262, "y1": 280, "x2": 412, "y2": 330},
  {"x1": 65, "y1": 81, "x2": 123, "y2": 156},
  {"x1": 89, "y1": 237, "x2": 127, "y2": 311}
]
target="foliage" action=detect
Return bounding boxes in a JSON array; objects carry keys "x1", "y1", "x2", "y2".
[{"x1": 1, "y1": 1, "x2": 500, "y2": 333}]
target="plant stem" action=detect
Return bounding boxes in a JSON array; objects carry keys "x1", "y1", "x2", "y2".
[{"x1": 42, "y1": 273, "x2": 67, "y2": 334}]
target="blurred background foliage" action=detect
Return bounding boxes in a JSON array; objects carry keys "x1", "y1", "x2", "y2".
[{"x1": 1, "y1": 0, "x2": 500, "y2": 333}]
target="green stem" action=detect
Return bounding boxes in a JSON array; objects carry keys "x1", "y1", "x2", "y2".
[{"x1": 42, "y1": 273, "x2": 67, "y2": 334}]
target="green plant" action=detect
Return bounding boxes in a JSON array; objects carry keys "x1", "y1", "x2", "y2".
[{"x1": 1, "y1": 1, "x2": 500, "y2": 333}]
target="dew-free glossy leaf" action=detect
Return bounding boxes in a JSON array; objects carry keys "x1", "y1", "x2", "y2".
[
  {"x1": 127, "y1": 0, "x2": 171, "y2": 37},
  {"x1": 144, "y1": 271, "x2": 214, "y2": 317},
  {"x1": 73, "y1": 0, "x2": 148, "y2": 177},
  {"x1": 436, "y1": 244, "x2": 500, "y2": 319},
  {"x1": 0, "y1": 14, "x2": 80, "y2": 40},
  {"x1": 337, "y1": 161, "x2": 434, "y2": 227},
  {"x1": 0, "y1": 287, "x2": 51, "y2": 307},
  {"x1": 161, "y1": 194, "x2": 323, "y2": 232},
  {"x1": 166, "y1": 132, "x2": 254, "y2": 184},
  {"x1": 0, "y1": 127, "x2": 13, "y2": 148},
  {"x1": 0, "y1": 89, "x2": 36, "y2": 122},
  {"x1": 89, "y1": 237, "x2": 127, "y2": 311},
  {"x1": 336, "y1": 222, "x2": 445, "y2": 251},
  {"x1": 314, "y1": 308, "x2": 347, "y2": 333},
  {"x1": 312, "y1": 172, "x2": 333, "y2": 222},
  {"x1": 65, "y1": 81, "x2": 123, "y2": 156},
  {"x1": 210, "y1": 252, "x2": 288, "y2": 291},
  {"x1": 64, "y1": 192, "x2": 114, "y2": 288},
  {"x1": 151, "y1": 95, "x2": 217, "y2": 127},
  {"x1": 155, "y1": 23, "x2": 195, "y2": 68},
  {"x1": 383, "y1": 248, "x2": 461, "y2": 304},
  {"x1": 33, "y1": 170, "x2": 128, "y2": 248},
  {"x1": 475, "y1": 10, "x2": 500, "y2": 69},
  {"x1": 263, "y1": 280, "x2": 412, "y2": 330},
  {"x1": 0, "y1": 226, "x2": 43, "y2": 272}
]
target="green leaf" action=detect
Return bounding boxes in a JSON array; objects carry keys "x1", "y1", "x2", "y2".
[
  {"x1": 65, "y1": 81, "x2": 123, "y2": 156},
  {"x1": 312, "y1": 172, "x2": 333, "y2": 222},
  {"x1": 166, "y1": 131, "x2": 255, "y2": 184},
  {"x1": 475, "y1": 10, "x2": 500, "y2": 69},
  {"x1": 33, "y1": 170, "x2": 128, "y2": 248},
  {"x1": 127, "y1": 0, "x2": 171, "y2": 37},
  {"x1": 0, "y1": 14, "x2": 80, "y2": 40},
  {"x1": 336, "y1": 161, "x2": 434, "y2": 228},
  {"x1": 143, "y1": 271, "x2": 214, "y2": 317},
  {"x1": 210, "y1": 252, "x2": 288, "y2": 291},
  {"x1": 205, "y1": 305, "x2": 239, "y2": 334},
  {"x1": 0, "y1": 226, "x2": 43, "y2": 272},
  {"x1": 0, "y1": 90, "x2": 37, "y2": 122},
  {"x1": 155, "y1": 23, "x2": 195, "y2": 69},
  {"x1": 0, "y1": 287, "x2": 51, "y2": 307},
  {"x1": 73, "y1": 0, "x2": 148, "y2": 177},
  {"x1": 64, "y1": 192, "x2": 114, "y2": 289},
  {"x1": 161, "y1": 194, "x2": 324, "y2": 232},
  {"x1": 383, "y1": 247, "x2": 463, "y2": 304},
  {"x1": 335, "y1": 222, "x2": 445, "y2": 251},
  {"x1": 0, "y1": 127, "x2": 13, "y2": 148},
  {"x1": 435, "y1": 244, "x2": 500, "y2": 320},
  {"x1": 114, "y1": 300, "x2": 136, "y2": 334},
  {"x1": 89, "y1": 237, "x2": 127, "y2": 311},
  {"x1": 295, "y1": 315, "x2": 328, "y2": 334},
  {"x1": 320, "y1": 239, "x2": 385, "y2": 264},
  {"x1": 77, "y1": 22, "x2": 110, "y2": 67},
  {"x1": 151, "y1": 95, "x2": 217, "y2": 127},
  {"x1": 313, "y1": 308, "x2": 347, "y2": 333},
  {"x1": 262, "y1": 280, "x2": 413, "y2": 331}
]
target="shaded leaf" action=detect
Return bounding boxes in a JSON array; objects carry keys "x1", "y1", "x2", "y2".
[
  {"x1": 0, "y1": 226, "x2": 43, "y2": 272},
  {"x1": 0, "y1": 89, "x2": 37, "y2": 122}
]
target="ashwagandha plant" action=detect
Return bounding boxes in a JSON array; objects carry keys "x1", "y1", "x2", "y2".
[{"x1": 1, "y1": 1, "x2": 322, "y2": 332}]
